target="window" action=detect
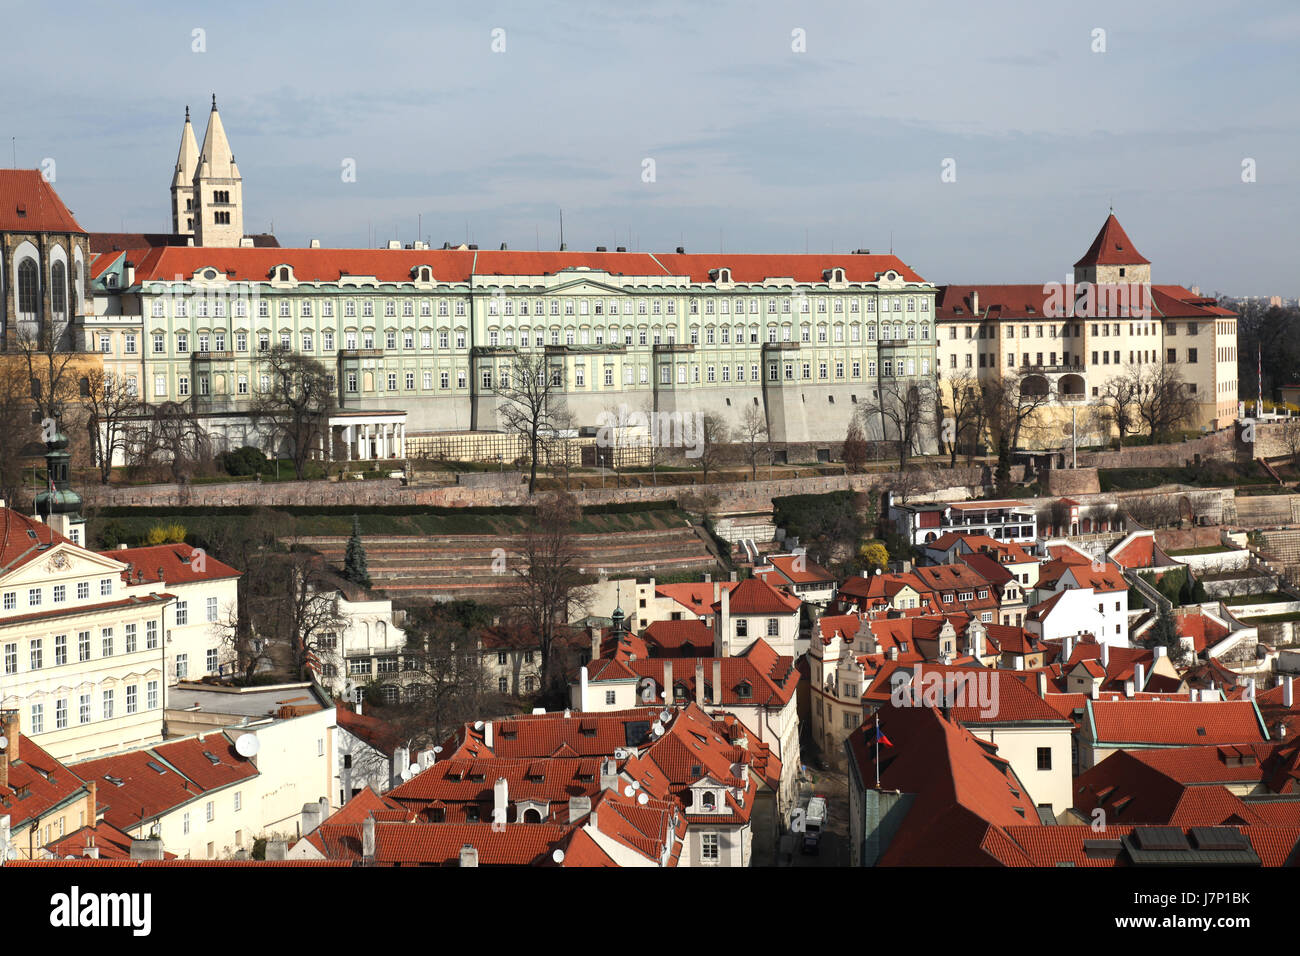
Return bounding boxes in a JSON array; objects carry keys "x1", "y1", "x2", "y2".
[
  {"x1": 30, "y1": 639, "x2": 42, "y2": 670},
  {"x1": 499, "y1": 677, "x2": 509, "y2": 693},
  {"x1": 176, "y1": 653, "x2": 188, "y2": 680},
  {"x1": 207, "y1": 648, "x2": 218, "y2": 673},
  {"x1": 55, "y1": 633, "x2": 68, "y2": 666},
  {"x1": 126, "y1": 684, "x2": 138, "y2": 714},
  {"x1": 1037, "y1": 747, "x2": 1052, "y2": 771},
  {"x1": 30, "y1": 703, "x2": 43, "y2": 734},
  {"x1": 206, "y1": 596, "x2": 219, "y2": 623},
  {"x1": 767, "y1": 618, "x2": 779, "y2": 637},
  {"x1": 1188, "y1": 348, "x2": 1198, "y2": 363},
  {"x1": 79, "y1": 693, "x2": 91, "y2": 724},
  {"x1": 147, "y1": 681, "x2": 158, "y2": 709},
  {"x1": 78, "y1": 631, "x2": 90, "y2": 661},
  {"x1": 176, "y1": 601, "x2": 188, "y2": 626},
  {"x1": 701, "y1": 833, "x2": 719, "y2": 862},
  {"x1": 125, "y1": 623, "x2": 137, "y2": 653},
  {"x1": 605, "y1": 690, "x2": 617, "y2": 705},
  {"x1": 2, "y1": 591, "x2": 13, "y2": 610},
  {"x1": 28, "y1": 588, "x2": 41, "y2": 607},
  {"x1": 2, "y1": 644, "x2": 14, "y2": 674},
  {"x1": 153, "y1": 333, "x2": 166, "y2": 353},
  {"x1": 146, "y1": 620, "x2": 159, "y2": 649},
  {"x1": 234, "y1": 791, "x2": 242, "y2": 812},
  {"x1": 103, "y1": 689, "x2": 114, "y2": 720},
  {"x1": 182, "y1": 813, "x2": 190, "y2": 835},
  {"x1": 56, "y1": 698, "x2": 67, "y2": 729}
]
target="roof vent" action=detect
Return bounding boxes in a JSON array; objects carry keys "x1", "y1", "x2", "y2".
[
  {"x1": 676, "y1": 246, "x2": 685, "y2": 254},
  {"x1": 596, "y1": 246, "x2": 607, "y2": 252},
  {"x1": 616, "y1": 246, "x2": 626, "y2": 252}
]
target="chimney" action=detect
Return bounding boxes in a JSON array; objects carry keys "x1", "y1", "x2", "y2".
[
  {"x1": 1100, "y1": 643, "x2": 1110, "y2": 669},
  {"x1": 1285, "y1": 677, "x2": 1294, "y2": 709},
  {"x1": 1089, "y1": 682, "x2": 1099, "y2": 700},
  {"x1": 1153, "y1": 646, "x2": 1167, "y2": 660},
  {"x1": 1063, "y1": 635, "x2": 1074, "y2": 662},
  {"x1": 712, "y1": 660, "x2": 723, "y2": 705},
  {"x1": 418, "y1": 749, "x2": 435, "y2": 770},
  {"x1": 1124, "y1": 680, "x2": 1134, "y2": 698},
  {"x1": 129, "y1": 839, "x2": 165, "y2": 861},
  {"x1": 1246, "y1": 678, "x2": 1256, "y2": 701},
  {"x1": 720, "y1": 587, "x2": 731, "y2": 654},
  {"x1": 0, "y1": 710, "x2": 19, "y2": 788},
  {"x1": 889, "y1": 647, "x2": 899, "y2": 661},
  {"x1": 579, "y1": 665, "x2": 589, "y2": 707},
  {"x1": 355, "y1": 700, "x2": 362, "y2": 717},
  {"x1": 309, "y1": 239, "x2": 321, "y2": 248},
  {"x1": 459, "y1": 844, "x2": 478, "y2": 867},
  {"x1": 1036, "y1": 671, "x2": 1047, "y2": 699},
  {"x1": 84, "y1": 845, "x2": 100, "y2": 859},
  {"x1": 694, "y1": 660, "x2": 706, "y2": 706},
  {"x1": 484, "y1": 721, "x2": 493, "y2": 749},
  {"x1": 1134, "y1": 663, "x2": 1146, "y2": 692},
  {"x1": 971, "y1": 289, "x2": 980, "y2": 315},
  {"x1": 393, "y1": 746, "x2": 410, "y2": 786},
  {"x1": 301, "y1": 800, "x2": 325, "y2": 835},
  {"x1": 568, "y1": 795, "x2": 591, "y2": 820},
  {"x1": 589, "y1": 626, "x2": 601, "y2": 660},
  {"x1": 265, "y1": 839, "x2": 287, "y2": 861},
  {"x1": 493, "y1": 776, "x2": 509, "y2": 824},
  {"x1": 663, "y1": 659, "x2": 673, "y2": 705},
  {"x1": 362, "y1": 816, "x2": 376, "y2": 860},
  {"x1": 600, "y1": 758, "x2": 619, "y2": 792},
  {"x1": 704, "y1": 572, "x2": 712, "y2": 583}
]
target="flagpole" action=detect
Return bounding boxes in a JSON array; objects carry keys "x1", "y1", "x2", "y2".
[{"x1": 874, "y1": 716, "x2": 880, "y2": 789}]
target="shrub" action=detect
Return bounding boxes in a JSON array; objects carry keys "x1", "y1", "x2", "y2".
[
  {"x1": 218, "y1": 446, "x2": 268, "y2": 477},
  {"x1": 145, "y1": 521, "x2": 187, "y2": 545}
]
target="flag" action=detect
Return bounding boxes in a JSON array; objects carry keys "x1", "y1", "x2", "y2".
[{"x1": 875, "y1": 726, "x2": 893, "y2": 748}]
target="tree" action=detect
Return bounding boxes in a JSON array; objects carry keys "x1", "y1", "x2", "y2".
[
  {"x1": 1279, "y1": 415, "x2": 1300, "y2": 463},
  {"x1": 494, "y1": 351, "x2": 569, "y2": 495},
  {"x1": 342, "y1": 516, "x2": 372, "y2": 588},
  {"x1": 983, "y1": 371, "x2": 1052, "y2": 492},
  {"x1": 696, "y1": 413, "x2": 730, "y2": 485},
  {"x1": 860, "y1": 376, "x2": 937, "y2": 472},
  {"x1": 16, "y1": 322, "x2": 81, "y2": 434},
  {"x1": 249, "y1": 347, "x2": 335, "y2": 479},
  {"x1": 127, "y1": 401, "x2": 212, "y2": 481},
  {"x1": 736, "y1": 404, "x2": 769, "y2": 480},
  {"x1": 1097, "y1": 373, "x2": 1140, "y2": 449},
  {"x1": 859, "y1": 540, "x2": 889, "y2": 571},
  {"x1": 83, "y1": 367, "x2": 143, "y2": 483},
  {"x1": 842, "y1": 418, "x2": 868, "y2": 474},
  {"x1": 0, "y1": 359, "x2": 38, "y2": 509},
  {"x1": 937, "y1": 369, "x2": 984, "y2": 467},
  {"x1": 507, "y1": 492, "x2": 593, "y2": 701},
  {"x1": 1132, "y1": 362, "x2": 1198, "y2": 442}
]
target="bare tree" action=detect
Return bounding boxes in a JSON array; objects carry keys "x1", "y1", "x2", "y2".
[
  {"x1": 83, "y1": 368, "x2": 143, "y2": 483},
  {"x1": 1097, "y1": 372, "x2": 1141, "y2": 449},
  {"x1": 1133, "y1": 362, "x2": 1198, "y2": 442},
  {"x1": 0, "y1": 359, "x2": 38, "y2": 508},
  {"x1": 128, "y1": 401, "x2": 212, "y2": 482},
  {"x1": 1279, "y1": 415, "x2": 1300, "y2": 463},
  {"x1": 248, "y1": 347, "x2": 335, "y2": 479},
  {"x1": 495, "y1": 351, "x2": 569, "y2": 494},
  {"x1": 983, "y1": 370, "x2": 1052, "y2": 491},
  {"x1": 16, "y1": 323, "x2": 81, "y2": 431},
  {"x1": 735, "y1": 403, "x2": 769, "y2": 480},
  {"x1": 842, "y1": 417, "x2": 868, "y2": 474},
  {"x1": 860, "y1": 376, "x2": 937, "y2": 472},
  {"x1": 507, "y1": 492, "x2": 594, "y2": 701},
  {"x1": 696, "y1": 412, "x2": 730, "y2": 484},
  {"x1": 937, "y1": 368, "x2": 984, "y2": 468}
]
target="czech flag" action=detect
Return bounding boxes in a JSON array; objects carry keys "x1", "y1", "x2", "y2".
[{"x1": 875, "y1": 726, "x2": 893, "y2": 748}]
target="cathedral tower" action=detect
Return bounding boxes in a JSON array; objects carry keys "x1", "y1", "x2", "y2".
[
  {"x1": 170, "y1": 105, "x2": 199, "y2": 236},
  {"x1": 191, "y1": 96, "x2": 244, "y2": 247}
]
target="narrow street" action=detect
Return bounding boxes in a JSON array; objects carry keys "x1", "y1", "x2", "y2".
[{"x1": 782, "y1": 764, "x2": 851, "y2": 868}]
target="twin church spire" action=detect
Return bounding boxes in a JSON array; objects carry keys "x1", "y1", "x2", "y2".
[{"x1": 170, "y1": 96, "x2": 243, "y2": 247}]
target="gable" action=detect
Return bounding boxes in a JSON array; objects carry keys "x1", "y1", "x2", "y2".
[{"x1": 0, "y1": 543, "x2": 128, "y2": 589}]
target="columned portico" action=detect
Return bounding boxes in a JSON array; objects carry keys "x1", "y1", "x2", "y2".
[{"x1": 328, "y1": 410, "x2": 407, "y2": 462}]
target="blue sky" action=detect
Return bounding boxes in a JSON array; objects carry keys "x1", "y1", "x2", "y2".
[{"x1": 5, "y1": 0, "x2": 1298, "y2": 294}]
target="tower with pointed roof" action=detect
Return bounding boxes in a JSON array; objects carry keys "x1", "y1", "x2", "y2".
[
  {"x1": 170, "y1": 105, "x2": 199, "y2": 237},
  {"x1": 190, "y1": 95, "x2": 244, "y2": 247},
  {"x1": 1073, "y1": 212, "x2": 1151, "y2": 288},
  {"x1": 33, "y1": 429, "x2": 85, "y2": 545}
]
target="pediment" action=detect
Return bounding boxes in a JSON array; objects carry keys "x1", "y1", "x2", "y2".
[{"x1": 0, "y1": 543, "x2": 127, "y2": 588}]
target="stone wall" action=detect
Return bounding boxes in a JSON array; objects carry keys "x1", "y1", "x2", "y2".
[{"x1": 1042, "y1": 468, "x2": 1100, "y2": 496}]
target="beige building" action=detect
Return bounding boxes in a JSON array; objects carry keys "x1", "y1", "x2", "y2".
[
  {"x1": 173, "y1": 99, "x2": 245, "y2": 248},
  {"x1": 934, "y1": 215, "x2": 1239, "y2": 449}
]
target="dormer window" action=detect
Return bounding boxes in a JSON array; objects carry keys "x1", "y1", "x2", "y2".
[
  {"x1": 712, "y1": 267, "x2": 731, "y2": 284},
  {"x1": 701, "y1": 791, "x2": 717, "y2": 811},
  {"x1": 278, "y1": 267, "x2": 290, "y2": 281},
  {"x1": 736, "y1": 681, "x2": 752, "y2": 700}
]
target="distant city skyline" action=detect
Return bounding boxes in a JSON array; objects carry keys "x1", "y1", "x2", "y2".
[{"x1": 5, "y1": 0, "x2": 1297, "y2": 295}]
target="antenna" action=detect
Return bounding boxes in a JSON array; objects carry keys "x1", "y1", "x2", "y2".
[{"x1": 559, "y1": 208, "x2": 564, "y2": 249}]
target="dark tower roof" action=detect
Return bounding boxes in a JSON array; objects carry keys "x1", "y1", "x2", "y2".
[{"x1": 1074, "y1": 213, "x2": 1150, "y2": 267}]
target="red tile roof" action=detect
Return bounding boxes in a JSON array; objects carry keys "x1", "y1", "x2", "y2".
[
  {"x1": 1074, "y1": 214, "x2": 1149, "y2": 267},
  {"x1": 0, "y1": 169, "x2": 86, "y2": 233},
  {"x1": 336, "y1": 706, "x2": 403, "y2": 756},
  {"x1": 131, "y1": 247, "x2": 926, "y2": 286},
  {"x1": 641, "y1": 619, "x2": 714, "y2": 655},
  {"x1": 757, "y1": 553, "x2": 836, "y2": 586},
  {"x1": 715, "y1": 576, "x2": 800, "y2": 615},
  {"x1": 0, "y1": 508, "x2": 76, "y2": 575},
  {"x1": 655, "y1": 581, "x2": 734, "y2": 615},
  {"x1": 1, "y1": 735, "x2": 88, "y2": 831},
  {"x1": 1109, "y1": 532, "x2": 1156, "y2": 569},
  {"x1": 45, "y1": 822, "x2": 177, "y2": 861},
  {"x1": 1088, "y1": 699, "x2": 1267, "y2": 748},
  {"x1": 100, "y1": 543, "x2": 241, "y2": 585}
]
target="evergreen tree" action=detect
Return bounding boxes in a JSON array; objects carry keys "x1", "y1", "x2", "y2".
[
  {"x1": 342, "y1": 516, "x2": 372, "y2": 588},
  {"x1": 1148, "y1": 605, "x2": 1177, "y2": 651}
]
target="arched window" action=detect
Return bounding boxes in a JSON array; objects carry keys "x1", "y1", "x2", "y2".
[
  {"x1": 522, "y1": 808, "x2": 543, "y2": 824},
  {"x1": 702, "y1": 791, "x2": 717, "y2": 811},
  {"x1": 51, "y1": 262, "x2": 66, "y2": 314},
  {"x1": 17, "y1": 259, "x2": 38, "y2": 314}
]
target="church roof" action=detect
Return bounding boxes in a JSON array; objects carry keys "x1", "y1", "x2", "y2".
[
  {"x1": 0, "y1": 169, "x2": 86, "y2": 233},
  {"x1": 195, "y1": 97, "x2": 239, "y2": 182},
  {"x1": 173, "y1": 106, "x2": 199, "y2": 189}
]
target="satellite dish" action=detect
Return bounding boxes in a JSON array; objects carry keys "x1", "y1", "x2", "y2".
[
  {"x1": 433, "y1": 746, "x2": 443, "y2": 754},
  {"x1": 637, "y1": 793, "x2": 649, "y2": 806},
  {"x1": 631, "y1": 781, "x2": 641, "y2": 791},
  {"x1": 623, "y1": 785, "x2": 634, "y2": 797},
  {"x1": 552, "y1": 849, "x2": 565, "y2": 863},
  {"x1": 474, "y1": 720, "x2": 484, "y2": 730},
  {"x1": 652, "y1": 722, "x2": 664, "y2": 736},
  {"x1": 659, "y1": 710, "x2": 671, "y2": 723},
  {"x1": 235, "y1": 734, "x2": 260, "y2": 758},
  {"x1": 401, "y1": 767, "x2": 414, "y2": 781},
  {"x1": 0, "y1": 735, "x2": 8, "y2": 751}
]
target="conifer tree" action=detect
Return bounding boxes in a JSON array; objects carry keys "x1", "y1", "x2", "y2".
[{"x1": 342, "y1": 516, "x2": 372, "y2": 588}]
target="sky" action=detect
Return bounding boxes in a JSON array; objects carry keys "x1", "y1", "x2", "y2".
[{"x1": 4, "y1": 0, "x2": 1298, "y2": 295}]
